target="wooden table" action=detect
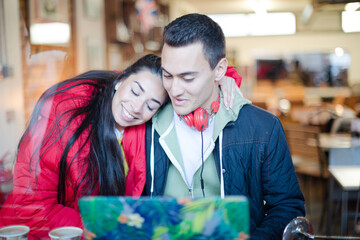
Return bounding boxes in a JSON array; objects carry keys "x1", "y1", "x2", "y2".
[
  {"x1": 318, "y1": 133, "x2": 354, "y2": 150},
  {"x1": 327, "y1": 166, "x2": 360, "y2": 235}
]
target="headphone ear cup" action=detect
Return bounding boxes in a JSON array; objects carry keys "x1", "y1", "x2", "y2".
[
  {"x1": 211, "y1": 101, "x2": 220, "y2": 113},
  {"x1": 181, "y1": 113, "x2": 195, "y2": 128},
  {"x1": 194, "y1": 108, "x2": 209, "y2": 131},
  {"x1": 179, "y1": 94, "x2": 220, "y2": 131}
]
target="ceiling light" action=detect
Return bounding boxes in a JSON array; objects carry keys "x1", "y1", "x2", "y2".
[
  {"x1": 342, "y1": 11, "x2": 360, "y2": 33},
  {"x1": 345, "y1": 2, "x2": 360, "y2": 11},
  {"x1": 334, "y1": 47, "x2": 344, "y2": 57}
]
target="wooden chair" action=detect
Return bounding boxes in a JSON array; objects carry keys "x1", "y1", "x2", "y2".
[
  {"x1": 283, "y1": 121, "x2": 328, "y2": 179},
  {"x1": 330, "y1": 117, "x2": 354, "y2": 134},
  {"x1": 282, "y1": 120, "x2": 328, "y2": 230}
]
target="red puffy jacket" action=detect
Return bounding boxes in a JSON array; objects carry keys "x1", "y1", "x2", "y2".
[{"x1": 0, "y1": 82, "x2": 146, "y2": 239}]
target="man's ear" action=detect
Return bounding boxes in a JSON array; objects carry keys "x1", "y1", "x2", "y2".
[{"x1": 214, "y1": 57, "x2": 228, "y2": 82}]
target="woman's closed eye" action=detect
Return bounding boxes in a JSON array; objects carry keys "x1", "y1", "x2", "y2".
[
  {"x1": 131, "y1": 89, "x2": 139, "y2": 96},
  {"x1": 146, "y1": 103, "x2": 155, "y2": 111},
  {"x1": 147, "y1": 100, "x2": 161, "y2": 112}
]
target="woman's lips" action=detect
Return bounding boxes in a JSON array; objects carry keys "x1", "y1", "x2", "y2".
[{"x1": 121, "y1": 104, "x2": 135, "y2": 121}]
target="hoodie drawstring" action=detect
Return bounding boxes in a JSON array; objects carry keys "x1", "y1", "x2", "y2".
[
  {"x1": 150, "y1": 125, "x2": 225, "y2": 198},
  {"x1": 219, "y1": 130, "x2": 225, "y2": 198},
  {"x1": 150, "y1": 124, "x2": 155, "y2": 197}
]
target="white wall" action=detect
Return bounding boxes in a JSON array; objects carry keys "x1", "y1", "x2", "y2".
[{"x1": 0, "y1": 0, "x2": 24, "y2": 167}]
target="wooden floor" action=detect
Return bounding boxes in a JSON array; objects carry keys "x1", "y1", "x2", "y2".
[{"x1": 297, "y1": 174, "x2": 360, "y2": 237}]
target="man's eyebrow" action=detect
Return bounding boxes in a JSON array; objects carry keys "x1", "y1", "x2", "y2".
[
  {"x1": 134, "y1": 81, "x2": 144, "y2": 92},
  {"x1": 161, "y1": 67, "x2": 197, "y2": 76},
  {"x1": 179, "y1": 72, "x2": 197, "y2": 77},
  {"x1": 161, "y1": 67, "x2": 171, "y2": 75}
]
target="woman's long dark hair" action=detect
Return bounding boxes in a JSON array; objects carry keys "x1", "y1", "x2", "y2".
[{"x1": 20, "y1": 54, "x2": 162, "y2": 205}]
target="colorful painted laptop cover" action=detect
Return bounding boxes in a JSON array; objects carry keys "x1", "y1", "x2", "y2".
[{"x1": 79, "y1": 196, "x2": 250, "y2": 240}]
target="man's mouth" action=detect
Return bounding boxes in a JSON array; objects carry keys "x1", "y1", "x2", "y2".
[{"x1": 172, "y1": 97, "x2": 188, "y2": 106}]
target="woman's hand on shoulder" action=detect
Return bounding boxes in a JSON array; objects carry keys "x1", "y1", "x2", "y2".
[{"x1": 219, "y1": 76, "x2": 238, "y2": 110}]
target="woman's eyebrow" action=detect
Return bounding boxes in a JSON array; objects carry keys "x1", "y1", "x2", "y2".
[
  {"x1": 134, "y1": 81, "x2": 144, "y2": 92},
  {"x1": 152, "y1": 98, "x2": 161, "y2": 105},
  {"x1": 134, "y1": 80, "x2": 161, "y2": 105}
]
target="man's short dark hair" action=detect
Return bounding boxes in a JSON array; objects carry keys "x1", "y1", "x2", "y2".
[{"x1": 162, "y1": 13, "x2": 226, "y2": 70}]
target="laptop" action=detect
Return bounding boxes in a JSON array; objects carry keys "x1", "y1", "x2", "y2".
[{"x1": 79, "y1": 196, "x2": 250, "y2": 240}]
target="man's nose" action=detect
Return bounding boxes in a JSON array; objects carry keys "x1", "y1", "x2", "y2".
[{"x1": 169, "y1": 78, "x2": 184, "y2": 97}]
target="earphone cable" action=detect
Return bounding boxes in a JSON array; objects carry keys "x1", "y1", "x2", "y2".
[{"x1": 200, "y1": 126, "x2": 205, "y2": 198}]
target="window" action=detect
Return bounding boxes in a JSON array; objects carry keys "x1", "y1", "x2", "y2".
[{"x1": 29, "y1": 0, "x2": 70, "y2": 45}]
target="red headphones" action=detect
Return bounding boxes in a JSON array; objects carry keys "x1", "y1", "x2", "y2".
[{"x1": 178, "y1": 95, "x2": 220, "y2": 131}]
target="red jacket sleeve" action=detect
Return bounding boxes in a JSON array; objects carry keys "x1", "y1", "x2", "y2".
[
  {"x1": 0, "y1": 85, "x2": 95, "y2": 240},
  {"x1": 122, "y1": 124, "x2": 146, "y2": 197},
  {"x1": 225, "y1": 66, "x2": 242, "y2": 87}
]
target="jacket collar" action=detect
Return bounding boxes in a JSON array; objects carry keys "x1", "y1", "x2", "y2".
[{"x1": 213, "y1": 91, "x2": 251, "y2": 139}]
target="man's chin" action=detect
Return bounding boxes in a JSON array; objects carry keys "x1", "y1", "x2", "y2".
[
  {"x1": 171, "y1": 101, "x2": 197, "y2": 116},
  {"x1": 173, "y1": 108, "x2": 193, "y2": 116}
]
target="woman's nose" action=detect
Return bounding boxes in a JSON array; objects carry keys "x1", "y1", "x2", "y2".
[{"x1": 132, "y1": 100, "x2": 143, "y2": 113}]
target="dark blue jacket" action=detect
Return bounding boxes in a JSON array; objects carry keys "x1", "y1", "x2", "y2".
[{"x1": 144, "y1": 104, "x2": 305, "y2": 239}]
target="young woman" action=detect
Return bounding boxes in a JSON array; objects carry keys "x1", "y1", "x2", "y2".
[{"x1": 0, "y1": 54, "x2": 241, "y2": 239}]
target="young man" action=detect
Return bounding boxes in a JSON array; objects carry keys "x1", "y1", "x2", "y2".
[{"x1": 143, "y1": 13, "x2": 305, "y2": 239}]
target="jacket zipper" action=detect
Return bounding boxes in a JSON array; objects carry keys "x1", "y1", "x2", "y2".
[{"x1": 160, "y1": 158, "x2": 170, "y2": 195}]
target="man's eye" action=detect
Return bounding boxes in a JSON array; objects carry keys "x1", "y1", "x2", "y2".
[
  {"x1": 183, "y1": 78, "x2": 194, "y2": 82},
  {"x1": 163, "y1": 74, "x2": 172, "y2": 79},
  {"x1": 131, "y1": 89, "x2": 139, "y2": 96}
]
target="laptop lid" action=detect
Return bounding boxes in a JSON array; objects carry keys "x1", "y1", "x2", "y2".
[{"x1": 79, "y1": 196, "x2": 249, "y2": 239}]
